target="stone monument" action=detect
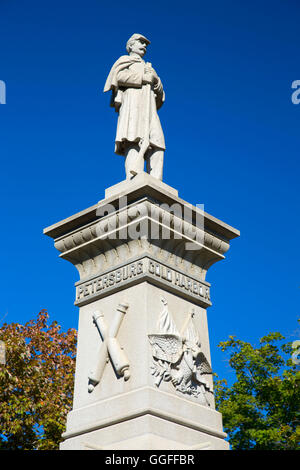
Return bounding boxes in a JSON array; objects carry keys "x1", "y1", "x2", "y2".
[{"x1": 44, "y1": 34, "x2": 239, "y2": 450}]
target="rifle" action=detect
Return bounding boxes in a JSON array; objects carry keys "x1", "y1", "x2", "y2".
[{"x1": 130, "y1": 62, "x2": 152, "y2": 177}]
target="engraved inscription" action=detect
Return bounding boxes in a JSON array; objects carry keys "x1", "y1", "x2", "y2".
[
  {"x1": 76, "y1": 258, "x2": 210, "y2": 304},
  {"x1": 148, "y1": 260, "x2": 210, "y2": 301},
  {"x1": 76, "y1": 261, "x2": 144, "y2": 301}
]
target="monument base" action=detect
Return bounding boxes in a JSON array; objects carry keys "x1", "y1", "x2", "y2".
[
  {"x1": 44, "y1": 173, "x2": 239, "y2": 451},
  {"x1": 60, "y1": 387, "x2": 229, "y2": 450}
]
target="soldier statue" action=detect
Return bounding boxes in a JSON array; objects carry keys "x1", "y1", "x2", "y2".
[{"x1": 104, "y1": 34, "x2": 165, "y2": 181}]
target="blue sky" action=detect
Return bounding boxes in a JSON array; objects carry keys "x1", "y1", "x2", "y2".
[{"x1": 0, "y1": 0, "x2": 299, "y2": 384}]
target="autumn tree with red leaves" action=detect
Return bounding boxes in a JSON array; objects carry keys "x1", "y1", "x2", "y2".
[{"x1": 0, "y1": 310, "x2": 77, "y2": 450}]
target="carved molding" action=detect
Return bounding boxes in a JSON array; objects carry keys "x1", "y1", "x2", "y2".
[
  {"x1": 53, "y1": 200, "x2": 230, "y2": 282},
  {"x1": 54, "y1": 200, "x2": 230, "y2": 256}
]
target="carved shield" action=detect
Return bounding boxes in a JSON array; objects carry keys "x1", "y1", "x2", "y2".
[{"x1": 148, "y1": 334, "x2": 183, "y2": 364}]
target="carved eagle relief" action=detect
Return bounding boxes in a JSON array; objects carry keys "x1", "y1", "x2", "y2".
[
  {"x1": 148, "y1": 334, "x2": 183, "y2": 364},
  {"x1": 148, "y1": 298, "x2": 213, "y2": 405}
]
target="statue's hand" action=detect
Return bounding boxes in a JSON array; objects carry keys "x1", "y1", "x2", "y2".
[
  {"x1": 144, "y1": 64, "x2": 153, "y2": 74},
  {"x1": 142, "y1": 72, "x2": 155, "y2": 85},
  {"x1": 143, "y1": 64, "x2": 159, "y2": 85}
]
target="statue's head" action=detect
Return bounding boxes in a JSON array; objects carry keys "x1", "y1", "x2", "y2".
[{"x1": 126, "y1": 33, "x2": 150, "y2": 58}]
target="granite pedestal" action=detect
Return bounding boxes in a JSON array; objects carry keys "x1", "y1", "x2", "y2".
[{"x1": 44, "y1": 173, "x2": 239, "y2": 450}]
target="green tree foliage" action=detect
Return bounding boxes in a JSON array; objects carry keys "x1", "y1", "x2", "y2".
[
  {"x1": 0, "y1": 310, "x2": 77, "y2": 450},
  {"x1": 214, "y1": 330, "x2": 300, "y2": 450}
]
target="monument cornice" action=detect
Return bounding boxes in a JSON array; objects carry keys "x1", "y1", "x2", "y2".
[
  {"x1": 43, "y1": 174, "x2": 240, "y2": 243},
  {"x1": 44, "y1": 175, "x2": 239, "y2": 284}
]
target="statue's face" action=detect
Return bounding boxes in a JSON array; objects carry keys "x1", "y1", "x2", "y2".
[{"x1": 130, "y1": 39, "x2": 147, "y2": 57}]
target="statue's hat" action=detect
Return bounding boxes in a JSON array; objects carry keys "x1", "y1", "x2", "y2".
[{"x1": 127, "y1": 33, "x2": 151, "y2": 45}]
